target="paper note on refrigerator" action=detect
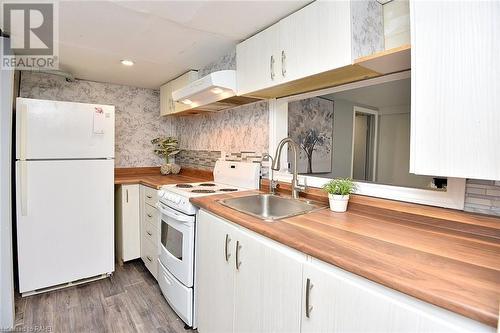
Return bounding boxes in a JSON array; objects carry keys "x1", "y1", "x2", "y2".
[{"x1": 93, "y1": 107, "x2": 105, "y2": 134}]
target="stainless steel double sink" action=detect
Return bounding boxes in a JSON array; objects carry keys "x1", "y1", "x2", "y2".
[{"x1": 219, "y1": 194, "x2": 322, "y2": 222}]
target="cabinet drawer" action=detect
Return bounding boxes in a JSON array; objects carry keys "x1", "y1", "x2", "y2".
[
  {"x1": 141, "y1": 237, "x2": 158, "y2": 279},
  {"x1": 142, "y1": 220, "x2": 159, "y2": 248},
  {"x1": 143, "y1": 186, "x2": 158, "y2": 206},
  {"x1": 143, "y1": 203, "x2": 159, "y2": 229}
]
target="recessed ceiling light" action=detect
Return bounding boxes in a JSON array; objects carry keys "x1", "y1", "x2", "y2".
[
  {"x1": 210, "y1": 87, "x2": 223, "y2": 94},
  {"x1": 120, "y1": 59, "x2": 134, "y2": 66},
  {"x1": 181, "y1": 99, "x2": 192, "y2": 105}
]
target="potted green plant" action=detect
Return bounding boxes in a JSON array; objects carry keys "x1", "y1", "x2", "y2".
[
  {"x1": 323, "y1": 178, "x2": 357, "y2": 212},
  {"x1": 151, "y1": 136, "x2": 181, "y2": 175}
]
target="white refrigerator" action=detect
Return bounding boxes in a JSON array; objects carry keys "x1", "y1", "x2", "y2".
[{"x1": 15, "y1": 97, "x2": 115, "y2": 295}]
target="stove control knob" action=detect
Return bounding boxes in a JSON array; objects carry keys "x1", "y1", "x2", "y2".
[
  {"x1": 176, "y1": 198, "x2": 182, "y2": 205},
  {"x1": 158, "y1": 190, "x2": 165, "y2": 198}
]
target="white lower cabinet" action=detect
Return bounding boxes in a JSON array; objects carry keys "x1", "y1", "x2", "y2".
[
  {"x1": 196, "y1": 210, "x2": 236, "y2": 333},
  {"x1": 302, "y1": 258, "x2": 494, "y2": 333},
  {"x1": 196, "y1": 210, "x2": 494, "y2": 333},
  {"x1": 139, "y1": 185, "x2": 160, "y2": 279},
  {"x1": 196, "y1": 210, "x2": 304, "y2": 333},
  {"x1": 115, "y1": 184, "x2": 141, "y2": 262}
]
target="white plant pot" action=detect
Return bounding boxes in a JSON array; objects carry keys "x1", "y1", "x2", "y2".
[{"x1": 328, "y1": 194, "x2": 350, "y2": 212}]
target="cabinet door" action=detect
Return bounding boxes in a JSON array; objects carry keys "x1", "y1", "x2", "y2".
[
  {"x1": 159, "y1": 82, "x2": 173, "y2": 116},
  {"x1": 410, "y1": 1, "x2": 500, "y2": 180},
  {"x1": 117, "y1": 184, "x2": 140, "y2": 261},
  {"x1": 278, "y1": 0, "x2": 352, "y2": 83},
  {"x1": 236, "y1": 24, "x2": 280, "y2": 96},
  {"x1": 171, "y1": 70, "x2": 198, "y2": 114},
  {"x1": 233, "y1": 227, "x2": 304, "y2": 333},
  {"x1": 302, "y1": 259, "x2": 493, "y2": 333},
  {"x1": 196, "y1": 210, "x2": 236, "y2": 333}
]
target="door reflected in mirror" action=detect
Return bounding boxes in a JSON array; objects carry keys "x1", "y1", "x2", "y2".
[{"x1": 287, "y1": 77, "x2": 447, "y2": 191}]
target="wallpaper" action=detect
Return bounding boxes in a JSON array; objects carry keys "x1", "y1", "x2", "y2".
[
  {"x1": 173, "y1": 100, "x2": 269, "y2": 154},
  {"x1": 172, "y1": 49, "x2": 268, "y2": 155},
  {"x1": 198, "y1": 50, "x2": 236, "y2": 78},
  {"x1": 351, "y1": 0, "x2": 385, "y2": 59},
  {"x1": 19, "y1": 71, "x2": 172, "y2": 167}
]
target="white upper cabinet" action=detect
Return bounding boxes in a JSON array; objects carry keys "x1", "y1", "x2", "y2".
[
  {"x1": 236, "y1": 0, "x2": 384, "y2": 97},
  {"x1": 410, "y1": 1, "x2": 500, "y2": 180},
  {"x1": 278, "y1": 0, "x2": 352, "y2": 84},
  {"x1": 236, "y1": 24, "x2": 280, "y2": 95},
  {"x1": 160, "y1": 70, "x2": 198, "y2": 116}
]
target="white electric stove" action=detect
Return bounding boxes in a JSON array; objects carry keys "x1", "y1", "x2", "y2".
[{"x1": 156, "y1": 160, "x2": 260, "y2": 328}]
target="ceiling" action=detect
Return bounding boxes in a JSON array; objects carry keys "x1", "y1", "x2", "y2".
[
  {"x1": 54, "y1": 1, "x2": 309, "y2": 89},
  {"x1": 323, "y1": 78, "x2": 411, "y2": 108}
]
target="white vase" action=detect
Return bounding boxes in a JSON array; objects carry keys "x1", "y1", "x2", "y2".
[
  {"x1": 328, "y1": 194, "x2": 350, "y2": 212},
  {"x1": 160, "y1": 164, "x2": 172, "y2": 175}
]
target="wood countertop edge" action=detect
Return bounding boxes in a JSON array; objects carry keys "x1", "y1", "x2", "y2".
[
  {"x1": 114, "y1": 167, "x2": 212, "y2": 189},
  {"x1": 191, "y1": 192, "x2": 500, "y2": 327}
]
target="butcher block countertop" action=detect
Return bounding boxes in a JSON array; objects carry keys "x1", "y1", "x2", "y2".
[
  {"x1": 191, "y1": 190, "x2": 500, "y2": 327},
  {"x1": 114, "y1": 167, "x2": 212, "y2": 189}
]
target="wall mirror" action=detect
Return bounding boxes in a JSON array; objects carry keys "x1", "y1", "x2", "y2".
[{"x1": 270, "y1": 71, "x2": 466, "y2": 209}]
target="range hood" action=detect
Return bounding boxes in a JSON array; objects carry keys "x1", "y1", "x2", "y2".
[{"x1": 172, "y1": 70, "x2": 258, "y2": 114}]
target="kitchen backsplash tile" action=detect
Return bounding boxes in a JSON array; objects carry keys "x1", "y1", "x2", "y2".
[
  {"x1": 175, "y1": 150, "x2": 221, "y2": 170},
  {"x1": 464, "y1": 179, "x2": 500, "y2": 216},
  {"x1": 19, "y1": 72, "x2": 171, "y2": 167}
]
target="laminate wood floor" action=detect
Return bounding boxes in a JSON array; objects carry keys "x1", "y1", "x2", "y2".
[{"x1": 14, "y1": 260, "x2": 192, "y2": 333}]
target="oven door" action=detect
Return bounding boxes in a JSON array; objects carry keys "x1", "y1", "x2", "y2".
[{"x1": 157, "y1": 202, "x2": 195, "y2": 287}]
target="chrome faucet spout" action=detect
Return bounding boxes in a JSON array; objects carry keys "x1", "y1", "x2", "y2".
[
  {"x1": 262, "y1": 153, "x2": 277, "y2": 195},
  {"x1": 270, "y1": 137, "x2": 305, "y2": 199}
]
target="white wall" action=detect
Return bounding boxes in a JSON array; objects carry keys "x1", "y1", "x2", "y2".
[
  {"x1": 376, "y1": 104, "x2": 434, "y2": 188},
  {"x1": 0, "y1": 37, "x2": 15, "y2": 330},
  {"x1": 331, "y1": 99, "x2": 355, "y2": 178}
]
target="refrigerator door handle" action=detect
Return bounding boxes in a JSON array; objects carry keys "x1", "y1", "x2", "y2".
[
  {"x1": 19, "y1": 161, "x2": 28, "y2": 216},
  {"x1": 19, "y1": 102, "x2": 28, "y2": 160}
]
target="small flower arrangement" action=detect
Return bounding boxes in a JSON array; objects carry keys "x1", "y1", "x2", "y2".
[
  {"x1": 151, "y1": 137, "x2": 181, "y2": 174},
  {"x1": 323, "y1": 178, "x2": 357, "y2": 212}
]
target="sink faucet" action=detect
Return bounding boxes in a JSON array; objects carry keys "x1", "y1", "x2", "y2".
[
  {"x1": 261, "y1": 153, "x2": 277, "y2": 195},
  {"x1": 271, "y1": 137, "x2": 305, "y2": 199}
]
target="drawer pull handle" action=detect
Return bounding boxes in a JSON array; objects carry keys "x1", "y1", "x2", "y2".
[
  {"x1": 235, "y1": 241, "x2": 242, "y2": 270},
  {"x1": 281, "y1": 50, "x2": 286, "y2": 77},
  {"x1": 306, "y1": 278, "x2": 313, "y2": 318},
  {"x1": 146, "y1": 195, "x2": 152, "y2": 199},
  {"x1": 147, "y1": 213, "x2": 152, "y2": 218},
  {"x1": 147, "y1": 231, "x2": 152, "y2": 236},
  {"x1": 270, "y1": 55, "x2": 275, "y2": 80},
  {"x1": 146, "y1": 256, "x2": 152, "y2": 262},
  {"x1": 224, "y1": 234, "x2": 231, "y2": 262}
]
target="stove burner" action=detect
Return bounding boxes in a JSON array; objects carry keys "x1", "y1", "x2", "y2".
[
  {"x1": 198, "y1": 183, "x2": 216, "y2": 187},
  {"x1": 219, "y1": 188, "x2": 238, "y2": 192},
  {"x1": 191, "y1": 189, "x2": 216, "y2": 194},
  {"x1": 176, "y1": 184, "x2": 193, "y2": 188}
]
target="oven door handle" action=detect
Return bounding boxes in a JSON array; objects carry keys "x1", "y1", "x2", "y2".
[{"x1": 157, "y1": 202, "x2": 195, "y2": 223}]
